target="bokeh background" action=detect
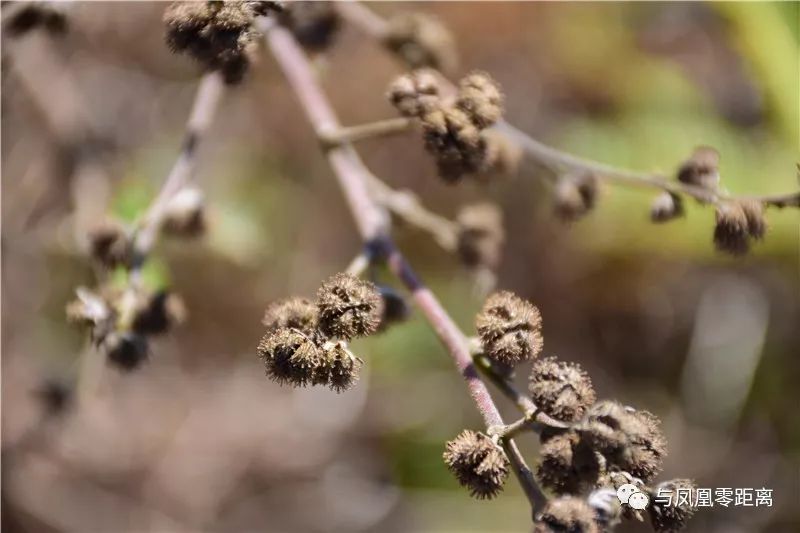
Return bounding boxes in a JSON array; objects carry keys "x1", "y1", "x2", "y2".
[{"x1": 2, "y1": 2, "x2": 799, "y2": 532}]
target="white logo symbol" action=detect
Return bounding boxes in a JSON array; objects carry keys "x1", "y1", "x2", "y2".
[{"x1": 617, "y1": 483, "x2": 650, "y2": 510}]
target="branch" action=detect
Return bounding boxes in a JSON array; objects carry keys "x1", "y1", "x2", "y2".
[
  {"x1": 319, "y1": 117, "x2": 412, "y2": 147},
  {"x1": 337, "y1": 1, "x2": 800, "y2": 209},
  {"x1": 264, "y1": 22, "x2": 503, "y2": 425},
  {"x1": 131, "y1": 71, "x2": 225, "y2": 274}
]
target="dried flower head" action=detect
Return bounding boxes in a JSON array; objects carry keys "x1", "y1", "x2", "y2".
[
  {"x1": 164, "y1": 1, "x2": 275, "y2": 84},
  {"x1": 387, "y1": 70, "x2": 441, "y2": 118},
  {"x1": 132, "y1": 290, "x2": 187, "y2": 336},
  {"x1": 257, "y1": 328, "x2": 323, "y2": 386},
  {"x1": 456, "y1": 72, "x2": 503, "y2": 129},
  {"x1": 648, "y1": 479, "x2": 697, "y2": 532},
  {"x1": 320, "y1": 341, "x2": 363, "y2": 392},
  {"x1": 713, "y1": 202, "x2": 750, "y2": 255},
  {"x1": 383, "y1": 12, "x2": 457, "y2": 73},
  {"x1": 534, "y1": 496, "x2": 600, "y2": 533},
  {"x1": 650, "y1": 191, "x2": 684, "y2": 223},
  {"x1": 162, "y1": 187, "x2": 206, "y2": 237},
  {"x1": 554, "y1": 172, "x2": 598, "y2": 222},
  {"x1": 476, "y1": 291, "x2": 543, "y2": 365},
  {"x1": 421, "y1": 106, "x2": 488, "y2": 183},
  {"x1": 580, "y1": 401, "x2": 667, "y2": 482},
  {"x1": 5, "y1": 2, "x2": 67, "y2": 37},
  {"x1": 103, "y1": 331, "x2": 149, "y2": 371},
  {"x1": 739, "y1": 199, "x2": 767, "y2": 240},
  {"x1": 443, "y1": 430, "x2": 509, "y2": 500},
  {"x1": 536, "y1": 431, "x2": 601, "y2": 495},
  {"x1": 677, "y1": 146, "x2": 720, "y2": 190},
  {"x1": 317, "y1": 273, "x2": 383, "y2": 339},
  {"x1": 262, "y1": 297, "x2": 319, "y2": 335},
  {"x1": 88, "y1": 220, "x2": 131, "y2": 269},
  {"x1": 529, "y1": 357, "x2": 596, "y2": 422},
  {"x1": 456, "y1": 203, "x2": 505, "y2": 271},
  {"x1": 278, "y1": 0, "x2": 340, "y2": 51}
]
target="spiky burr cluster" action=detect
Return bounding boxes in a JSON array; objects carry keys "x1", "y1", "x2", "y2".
[
  {"x1": 443, "y1": 430, "x2": 510, "y2": 500},
  {"x1": 257, "y1": 273, "x2": 384, "y2": 392}
]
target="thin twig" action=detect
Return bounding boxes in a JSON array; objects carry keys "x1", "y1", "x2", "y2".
[
  {"x1": 319, "y1": 117, "x2": 412, "y2": 147},
  {"x1": 502, "y1": 438, "x2": 547, "y2": 514},
  {"x1": 365, "y1": 173, "x2": 459, "y2": 251},
  {"x1": 337, "y1": 1, "x2": 800, "y2": 209},
  {"x1": 131, "y1": 71, "x2": 225, "y2": 277}
]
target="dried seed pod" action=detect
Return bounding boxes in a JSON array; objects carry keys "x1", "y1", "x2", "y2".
[
  {"x1": 650, "y1": 191, "x2": 684, "y2": 223},
  {"x1": 476, "y1": 291, "x2": 543, "y2": 365},
  {"x1": 456, "y1": 72, "x2": 504, "y2": 129},
  {"x1": 262, "y1": 297, "x2": 319, "y2": 335},
  {"x1": 162, "y1": 187, "x2": 206, "y2": 237},
  {"x1": 103, "y1": 331, "x2": 149, "y2": 371},
  {"x1": 421, "y1": 106, "x2": 488, "y2": 183},
  {"x1": 164, "y1": 1, "x2": 274, "y2": 84},
  {"x1": 376, "y1": 285, "x2": 410, "y2": 331},
  {"x1": 677, "y1": 146, "x2": 720, "y2": 190},
  {"x1": 529, "y1": 357, "x2": 596, "y2": 422},
  {"x1": 383, "y1": 12, "x2": 457, "y2": 73},
  {"x1": 648, "y1": 479, "x2": 697, "y2": 532},
  {"x1": 278, "y1": 0, "x2": 340, "y2": 51},
  {"x1": 456, "y1": 203, "x2": 505, "y2": 271},
  {"x1": 257, "y1": 328, "x2": 323, "y2": 386},
  {"x1": 317, "y1": 273, "x2": 383, "y2": 339},
  {"x1": 443, "y1": 430, "x2": 509, "y2": 500},
  {"x1": 387, "y1": 70, "x2": 441, "y2": 118},
  {"x1": 132, "y1": 290, "x2": 187, "y2": 336},
  {"x1": 580, "y1": 401, "x2": 667, "y2": 482},
  {"x1": 554, "y1": 172, "x2": 598, "y2": 222},
  {"x1": 4, "y1": 2, "x2": 67, "y2": 37},
  {"x1": 320, "y1": 341, "x2": 362, "y2": 392},
  {"x1": 536, "y1": 431, "x2": 601, "y2": 495},
  {"x1": 713, "y1": 202, "x2": 750, "y2": 255},
  {"x1": 534, "y1": 496, "x2": 600, "y2": 533},
  {"x1": 88, "y1": 220, "x2": 131, "y2": 269},
  {"x1": 739, "y1": 199, "x2": 767, "y2": 239},
  {"x1": 481, "y1": 130, "x2": 523, "y2": 179}
]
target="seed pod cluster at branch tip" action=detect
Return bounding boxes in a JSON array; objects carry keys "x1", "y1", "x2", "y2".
[
  {"x1": 579, "y1": 401, "x2": 667, "y2": 482},
  {"x1": 676, "y1": 146, "x2": 720, "y2": 191},
  {"x1": 536, "y1": 431, "x2": 600, "y2": 495},
  {"x1": 67, "y1": 285, "x2": 186, "y2": 371},
  {"x1": 162, "y1": 187, "x2": 206, "y2": 237},
  {"x1": 534, "y1": 496, "x2": 600, "y2": 533},
  {"x1": 713, "y1": 200, "x2": 767, "y2": 256},
  {"x1": 387, "y1": 69, "x2": 441, "y2": 118},
  {"x1": 529, "y1": 357, "x2": 596, "y2": 422},
  {"x1": 262, "y1": 297, "x2": 319, "y2": 335},
  {"x1": 257, "y1": 272, "x2": 382, "y2": 392},
  {"x1": 554, "y1": 172, "x2": 599, "y2": 222},
  {"x1": 278, "y1": 0, "x2": 340, "y2": 52},
  {"x1": 456, "y1": 72, "x2": 504, "y2": 129},
  {"x1": 650, "y1": 191, "x2": 684, "y2": 223},
  {"x1": 388, "y1": 71, "x2": 505, "y2": 183},
  {"x1": 475, "y1": 291, "x2": 543, "y2": 365},
  {"x1": 88, "y1": 220, "x2": 132, "y2": 269},
  {"x1": 443, "y1": 430, "x2": 509, "y2": 500},
  {"x1": 648, "y1": 479, "x2": 697, "y2": 532},
  {"x1": 4, "y1": 2, "x2": 67, "y2": 37},
  {"x1": 383, "y1": 12, "x2": 457, "y2": 73},
  {"x1": 164, "y1": 1, "x2": 279, "y2": 84},
  {"x1": 317, "y1": 272, "x2": 383, "y2": 339},
  {"x1": 456, "y1": 203, "x2": 505, "y2": 271}
]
